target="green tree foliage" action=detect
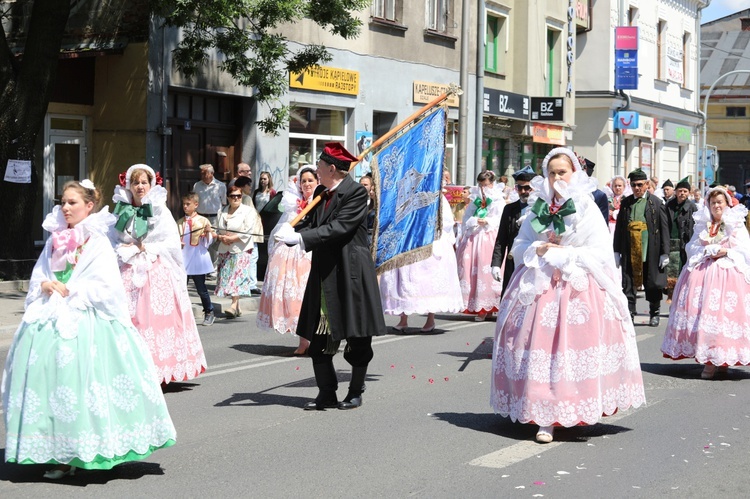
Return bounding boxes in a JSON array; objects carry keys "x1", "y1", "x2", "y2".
[{"x1": 152, "y1": 0, "x2": 369, "y2": 134}]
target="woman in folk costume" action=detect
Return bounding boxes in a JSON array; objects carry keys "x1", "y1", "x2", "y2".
[
  {"x1": 257, "y1": 164, "x2": 319, "y2": 355},
  {"x1": 607, "y1": 175, "x2": 631, "y2": 236},
  {"x1": 490, "y1": 148, "x2": 645, "y2": 444},
  {"x1": 3, "y1": 180, "x2": 176, "y2": 479},
  {"x1": 456, "y1": 170, "x2": 505, "y2": 321},
  {"x1": 112, "y1": 164, "x2": 207, "y2": 384},
  {"x1": 661, "y1": 187, "x2": 750, "y2": 379},
  {"x1": 381, "y1": 172, "x2": 464, "y2": 333}
]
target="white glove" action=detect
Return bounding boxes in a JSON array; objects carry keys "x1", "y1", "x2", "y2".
[
  {"x1": 274, "y1": 223, "x2": 301, "y2": 246},
  {"x1": 704, "y1": 244, "x2": 721, "y2": 257},
  {"x1": 659, "y1": 254, "x2": 669, "y2": 269},
  {"x1": 491, "y1": 266, "x2": 502, "y2": 281},
  {"x1": 614, "y1": 252, "x2": 621, "y2": 268}
]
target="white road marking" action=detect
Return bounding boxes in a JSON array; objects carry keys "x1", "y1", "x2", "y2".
[
  {"x1": 469, "y1": 401, "x2": 660, "y2": 469},
  {"x1": 200, "y1": 321, "x2": 478, "y2": 378}
]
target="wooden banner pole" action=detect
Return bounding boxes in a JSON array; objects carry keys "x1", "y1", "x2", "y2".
[{"x1": 289, "y1": 87, "x2": 460, "y2": 227}]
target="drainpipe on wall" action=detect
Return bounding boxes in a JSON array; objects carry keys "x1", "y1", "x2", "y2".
[
  {"x1": 696, "y1": 0, "x2": 711, "y2": 189},
  {"x1": 457, "y1": 0, "x2": 470, "y2": 185},
  {"x1": 475, "y1": 2, "x2": 485, "y2": 175},
  {"x1": 614, "y1": 90, "x2": 630, "y2": 176}
]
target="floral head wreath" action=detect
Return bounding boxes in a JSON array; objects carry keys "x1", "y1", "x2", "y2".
[
  {"x1": 118, "y1": 164, "x2": 163, "y2": 189},
  {"x1": 541, "y1": 147, "x2": 582, "y2": 178},
  {"x1": 705, "y1": 186, "x2": 733, "y2": 207}
]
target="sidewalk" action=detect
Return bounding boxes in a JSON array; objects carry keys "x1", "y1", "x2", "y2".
[{"x1": 0, "y1": 279, "x2": 261, "y2": 344}]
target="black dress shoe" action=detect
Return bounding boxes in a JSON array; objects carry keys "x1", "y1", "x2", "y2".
[
  {"x1": 303, "y1": 399, "x2": 338, "y2": 411},
  {"x1": 649, "y1": 316, "x2": 660, "y2": 327},
  {"x1": 338, "y1": 395, "x2": 362, "y2": 410}
]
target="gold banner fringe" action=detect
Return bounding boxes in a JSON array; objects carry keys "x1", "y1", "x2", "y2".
[
  {"x1": 376, "y1": 243, "x2": 434, "y2": 275},
  {"x1": 628, "y1": 221, "x2": 647, "y2": 289}
]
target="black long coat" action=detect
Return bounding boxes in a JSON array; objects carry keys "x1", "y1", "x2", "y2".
[
  {"x1": 665, "y1": 197, "x2": 697, "y2": 267},
  {"x1": 297, "y1": 176, "x2": 386, "y2": 342},
  {"x1": 613, "y1": 192, "x2": 670, "y2": 290},
  {"x1": 490, "y1": 199, "x2": 525, "y2": 295}
]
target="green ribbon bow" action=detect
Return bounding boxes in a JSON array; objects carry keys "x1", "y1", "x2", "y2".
[
  {"x1": 473, "y1": 195, "x2": 492, "y2": 218},
  {"x1": 114, "y1": 201, "x2": 153, "y2": 239},
  {"x1": 530, "y1": 198, "x2": 576, "y2": 236}
]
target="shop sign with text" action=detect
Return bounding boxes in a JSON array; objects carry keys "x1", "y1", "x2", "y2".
[{"x1": 290, "y1": 66, "x2": 359, "y2": 95}]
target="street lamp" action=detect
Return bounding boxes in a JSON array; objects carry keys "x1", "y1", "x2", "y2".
[{"x1": 701, "y1": 70, "x2": 750, "y2": 186}]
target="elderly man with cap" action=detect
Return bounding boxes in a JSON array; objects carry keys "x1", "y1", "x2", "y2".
[
  {"x1": 275, "y1": 142, "x2": 386, "y2": 411},
  {"x1": 490, "y1": 165, "x2": 537, "y2": 296},
  {"x1": 613, "y1": 168, "x2": 670, "y2": 326},
  {"x1": 661, "y1": 179, "x2": 674, "y2": 203}
]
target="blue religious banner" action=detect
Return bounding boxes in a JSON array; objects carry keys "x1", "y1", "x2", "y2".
[{"x1": 370, "y1": 107, "x2": 445, "y2": 273}]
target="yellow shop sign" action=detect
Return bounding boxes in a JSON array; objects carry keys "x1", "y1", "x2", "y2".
[{"x1": 290, "y1": 66, "x2": 359, "y2": 96}]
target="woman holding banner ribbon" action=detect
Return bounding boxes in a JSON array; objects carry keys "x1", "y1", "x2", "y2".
[
  {"x1": 112, "y1": 164, "x2": 207, "y2": 384},
  {"x1": 456, "y1": 170, "x2": 505, "y2": 321},
  {"x1": 490, "y1": 148, "x2": 645, "y2": 443}
]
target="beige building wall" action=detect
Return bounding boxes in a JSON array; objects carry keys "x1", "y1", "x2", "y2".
[{"x1": 91, "y1": 42, "x2": 150, "y2": 208}]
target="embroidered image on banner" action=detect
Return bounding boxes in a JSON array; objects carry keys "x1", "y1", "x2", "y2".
[{"x1": 371, "y1": 107, "x2": 445, "y2": 273}]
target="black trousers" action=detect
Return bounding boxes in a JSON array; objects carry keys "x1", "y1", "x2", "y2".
[
  {"x1": 308, "y1": 335, "x2": 373, "y2": 368},
  {"x1": 622, "y1": 265, "x2": 662, "y2": 317}
]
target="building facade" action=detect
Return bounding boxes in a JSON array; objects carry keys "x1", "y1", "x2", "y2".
[
  {"x1": 700, "y1": 9, "x2": 750, "y2": 189},
  {"x1": 574, "y1": 0, "x2": 706, "y2": 190},
  {"x1": 480, "y1": 1, "x2": 579, "y2": 180}
]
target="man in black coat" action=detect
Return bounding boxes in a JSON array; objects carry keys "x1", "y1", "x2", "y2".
[
  {"x1": 665, "y1": 177, "x2": 697, "y2": 270},
  {"x1": 490, "y1": 165, "x2": 536, "y2": 296},
  {"x1": 574, "y1": 154, "x2": 609, "y2": 223},
  {"x1": 613, "y1": 168, "x2": 670, "y2": 327},
  {"x1": 275, "y1": 142, "x2": 386, "y2": 410}
]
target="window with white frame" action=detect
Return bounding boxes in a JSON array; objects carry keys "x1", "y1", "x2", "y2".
[
  {"x1": 426, "y1": 0, "x2": 451, "y2": 33},
  {"x1": 657, "y1": 20, "x2": 667, "y2": 80},
  {"x1": 485, "y1": 12, "x2": 508, "y2": 74},
  {"x1": 371, "y1": 0, "x2": 398, "y2": 22},
  {"x1": 682, "y1": 32, "x2": 690, "y2": 88}
]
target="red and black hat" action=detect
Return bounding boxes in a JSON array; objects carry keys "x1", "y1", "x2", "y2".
[{"x1": 319, "y1": 142, "x2": 358, "y2": 171}]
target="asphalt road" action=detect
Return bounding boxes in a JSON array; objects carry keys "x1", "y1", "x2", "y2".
[{"x1": 1, "y1": 308, "x2": 749, "y2": 498}]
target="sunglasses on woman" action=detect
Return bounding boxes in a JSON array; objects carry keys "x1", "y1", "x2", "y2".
[{"x1": 228, "y1": 194, "x2": 242, "y2": 199}]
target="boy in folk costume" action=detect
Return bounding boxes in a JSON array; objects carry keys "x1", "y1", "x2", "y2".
[
  {"x1": 178, "y1": 192, "x2": 216, "y2": 326},
  {"x1": 613, "y1": 168, "x2": 670, "y2": 327}
]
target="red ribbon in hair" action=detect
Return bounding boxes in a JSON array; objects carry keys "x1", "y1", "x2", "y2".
[{"x1": 118, "y1": 170, "x2": 163, "y2": 187}]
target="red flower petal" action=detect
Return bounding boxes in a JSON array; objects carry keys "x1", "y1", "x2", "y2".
[
  {"x1": 428, "y1": 378, "x2": 434, "y2": 384},
  {"x1": 444, "y1": 377, "x2": 449, "y2": 381},
  {"x1": 411, "y1": 375, "x2": 416, "y2": 379}
]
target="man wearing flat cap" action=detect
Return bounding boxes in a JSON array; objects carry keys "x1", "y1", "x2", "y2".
[
  {"x1": 275, "y1": 142, "x2": 386, "y2": 411},
  {"x1": 661, "y1": 179, "x2": 674, "y2": 203},
  {"x1": 490, "y1": 165, "x2": 536, "y2": 296},
  {"x1": 613, "y1": 168, "x2": 670, "y2": 326}
]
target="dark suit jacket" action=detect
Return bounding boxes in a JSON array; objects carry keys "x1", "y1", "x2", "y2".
[
  {"x1": 297, "y1": 176, "x2": 386, "y2": 341},
  {"x1": 490, "y1": 199, "x2": 525, "y2": 296},
  {"x1": 593, "y1": 189, "x2": 609, "y2": 224},
  {"x1": 613, "y1": 192, "x2": 670, "y2": 290},
  {"x1": 665, "y1": 198, "x2": 697, "y2": 268}
]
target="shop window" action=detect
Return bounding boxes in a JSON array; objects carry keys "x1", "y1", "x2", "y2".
[
  {"x1": 289, "y1": 106, "x2": 347, "y2": 175},
  {"x1": 482, "y1": 137, "x2": 506, "y2": 176}
]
